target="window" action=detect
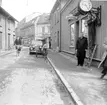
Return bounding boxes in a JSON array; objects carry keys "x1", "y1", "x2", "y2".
[
  {"x1": 56, "y1": 7, "x2": 60, "y2": 23},
  {"x1": 70, "y1": 24, "x2": 75, "y2": 47},
  {"x1": 47, "y1": 26, "x2": 50, "y2": 33},
  {"x1": 81, "y1": 19, "x2": 88, "y2": 38},
  {"x1": 42, "y1": 26, "x2": 45, "y2": 33}
]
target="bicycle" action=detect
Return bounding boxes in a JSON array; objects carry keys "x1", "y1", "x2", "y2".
[{"x1": 15, "y1": 45, "x2": 22, "y2": 56}]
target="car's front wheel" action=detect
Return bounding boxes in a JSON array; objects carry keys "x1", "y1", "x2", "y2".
[{"x1": 29, "y1": 51, "x2": 32, "y2": 55}]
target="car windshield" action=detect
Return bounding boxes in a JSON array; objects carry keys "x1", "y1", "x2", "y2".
[{"x1": 31, "y1": 40, "x2": 42, "y2": 46}]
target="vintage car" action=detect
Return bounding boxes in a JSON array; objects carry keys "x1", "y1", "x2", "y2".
[
  {"x1": 35, "y1": 43, "x2": 48, "y2": 58},
  {"x1": 29, "y1": 38, "x2": 48, "y2": 59},
  {"x1": 29, "y1": 40, "x2": 42, "y2": 54}
]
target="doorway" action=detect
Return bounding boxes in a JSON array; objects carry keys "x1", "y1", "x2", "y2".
[
  {"x1": 57, "y1": 31, "x2": 60, "y2": 47},
  {"x1": 8, "y1": 34, "x2": 10, "y2": 50},
  {"x1": 81, "y1": 17, "x2": 97, "y2": 64}
]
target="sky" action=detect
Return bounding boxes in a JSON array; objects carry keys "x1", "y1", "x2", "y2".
[{"x1": 2, "y1": 0, "x2": 56, "y2": 21}]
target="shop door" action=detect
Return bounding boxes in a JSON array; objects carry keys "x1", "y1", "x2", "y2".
[
  {"x1": 0, "y1": 32, "x2": 2, "y2": 49},
  {"x1": 82, "y1": 18, "x2": 96, "y2": 58},
  {"x1": 88, "y1": 22, "x2": 96, "y2": 50},
  {"x1": 81, "y1": 18, "x2": 89, "y2": 57},
  {"x1": 88, "y1": 22, "x2": 96, "y2": 58}
]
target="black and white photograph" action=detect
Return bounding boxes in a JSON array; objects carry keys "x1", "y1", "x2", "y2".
[{"x1": 0, "y1": 0, "x2": 107, "y2": 105}]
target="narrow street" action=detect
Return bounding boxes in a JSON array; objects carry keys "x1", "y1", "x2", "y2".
[{"x1": 0, "y1": 48, "x2": 73, "y2": 105}]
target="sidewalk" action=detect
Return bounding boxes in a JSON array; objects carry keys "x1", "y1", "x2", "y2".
[
  {"x1": 0, "y1": 47, "x2": 27, "y2": 57},
  {"x1": 0, "y1": 49, "x2": 15, "y2": 57},
  {"x1": 47, "y1": 50, "x2": 107, "y2": 105}
]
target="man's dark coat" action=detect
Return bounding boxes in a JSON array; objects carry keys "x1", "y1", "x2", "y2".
[
  {"x1": 14, "y1": 38, "x2": 22, "y2": 45},
  {"x1": 76, "y1": 36, "x2": 88, "y2": 58}
]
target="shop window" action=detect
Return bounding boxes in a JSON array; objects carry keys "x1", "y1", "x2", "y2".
[
  {"x1": 81, "y1": 19, "x2": 88, "y2": 38},
  {"x1": 70, "y1": 24, "x2": 75, "y2": 47}
]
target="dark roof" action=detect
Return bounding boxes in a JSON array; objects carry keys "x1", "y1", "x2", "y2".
[
  {"x1": 0, "y1": 6, "x2": 18, "y2": 22},
  {"x1": 37, "y1": 14, "x2": 50, "y2": 25}
]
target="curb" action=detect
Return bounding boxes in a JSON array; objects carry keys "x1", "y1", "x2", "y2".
[{"x1": 47, "y1": 57, "x2": 84, "y2": 105}]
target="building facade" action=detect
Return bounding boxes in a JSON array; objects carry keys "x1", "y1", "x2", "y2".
[
  {"x1": 35, "y1": 13, "x2": 50, "y2": 40},
  {"x1": 50, "y1": 0, "x2": 107, "y2": 64},
  {"x1": 20, "y1": 19, "x2": 36, "y2": 46},
  {"x1": 50, "y1": 0, "x2": 68, "y2": 51},
  {"x1": 0, "y1": 7, "x2": 18, "y2": 51},
  {"x1": 17, "y1": 13, "x2": 50, "y2": 46}
]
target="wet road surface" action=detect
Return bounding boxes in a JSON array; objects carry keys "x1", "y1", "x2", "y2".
[{"x1": 0, "y1": 48, "x2": 73, "y2": 105}]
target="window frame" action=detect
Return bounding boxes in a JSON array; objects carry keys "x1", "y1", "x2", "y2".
[
  {"x1": 70, "y1": 23, "x2": 75, "y2": 47},
  {"x1": 81, "y1": 17, "x2": 88, "y2": 38}
]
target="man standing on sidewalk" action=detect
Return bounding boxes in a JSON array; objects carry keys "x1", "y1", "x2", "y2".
[{"x1": 75, "y1": 32, "x2": 88, "y2": 66}]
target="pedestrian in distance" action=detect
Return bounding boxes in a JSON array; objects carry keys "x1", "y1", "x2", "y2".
[
  {"x1": 49, "y1": 38, "x2": 52, "y2": 49},
  {"x1": 14, "y1": 36, "x2": 22, "y2": 56},
  {"x1": 42, "y1": 42, "x2": 48, "y2": 59},
  {"x1": 75, "y1": 32, "x2": 88, "y2": 67},
  {"x1": 100, "y1": 38, "x2": 107, "y2": 79}
]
